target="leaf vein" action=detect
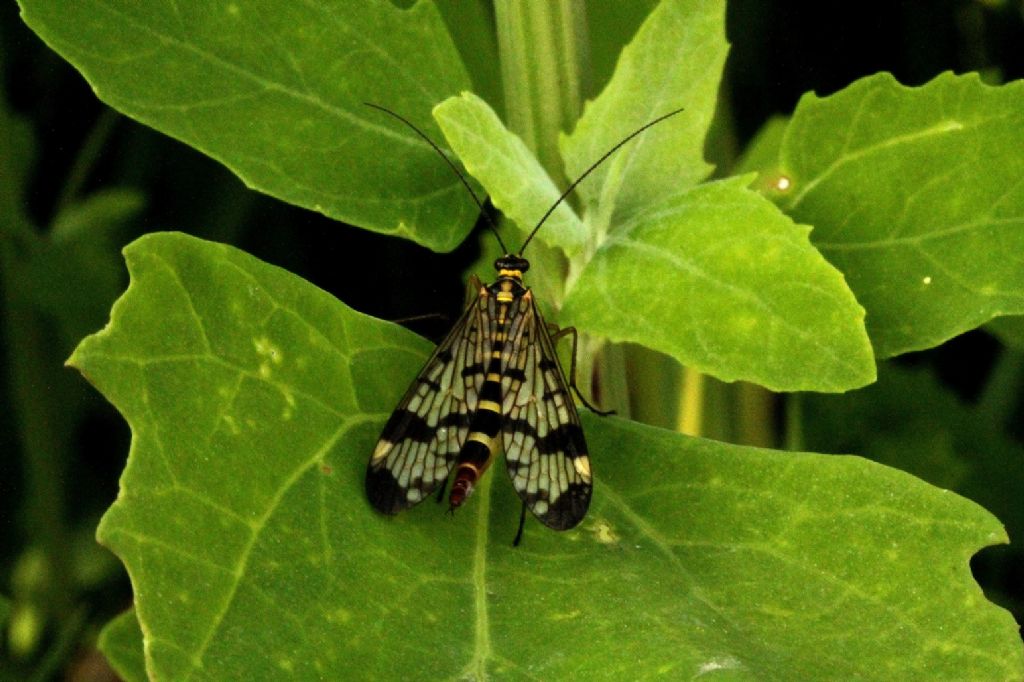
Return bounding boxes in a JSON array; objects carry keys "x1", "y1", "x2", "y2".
[{"x1": 181, "y1": 420, "x2": 354, "y2": 679}]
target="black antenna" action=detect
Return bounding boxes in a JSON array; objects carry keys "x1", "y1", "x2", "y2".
[
  {"x1": 518, "y1": 107, "x2": 686, "y2": 255},
  {"x1": 364, "y1": 102, "x2": 508, "y2": 254}
]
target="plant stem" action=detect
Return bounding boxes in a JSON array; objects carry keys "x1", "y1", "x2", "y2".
[
  {"x1": 626, "y1": 345, "x2": 681, "y2": 428},
  {"x1": 736, "y1": 383, "x2": 775, "y2": 448},
  {"x1": 494, "y1": 0, "x2": 588, "y2": 183},
  {"x1": 495, "y1": 0, "x2": 609, "y2": 409},
  {"x1": 784, "y1": 393, "x2": 805, "y2": 451},
  {"x1": 596, "y1": 342, "x2": 631, "y2": 419},
  {"x1": 677, "y1": 366, "x2": 705, "y2": 436},
  {"x1": 53, "y1": 108, "x2": 119, "y2": 218}
]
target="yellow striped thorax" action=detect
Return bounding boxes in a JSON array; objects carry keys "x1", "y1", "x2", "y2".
[{"x1": 492, "y1": 254, "x2": 530, "y2": 303}]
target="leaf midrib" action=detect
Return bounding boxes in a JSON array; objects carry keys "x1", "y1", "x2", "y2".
[{"x1": 786, "y1": 119, "x2": 967, "y2": 209}]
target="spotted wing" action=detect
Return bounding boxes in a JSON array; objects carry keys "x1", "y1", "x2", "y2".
[
  {"x1": 501, "y1": 294, "x2": 592, "y2": 530},
  {"x1": 366, "y1": 280, "x2": 491, "y2": 514}
]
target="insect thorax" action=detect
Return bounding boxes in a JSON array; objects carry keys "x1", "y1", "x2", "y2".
[{"x1": 491, "y1": 254, "x2": 530, "y2": 300}]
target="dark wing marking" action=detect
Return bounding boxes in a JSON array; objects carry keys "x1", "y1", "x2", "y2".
[
  {"x1": 501, "y1": 293, "x2": 592, "y2": 530},
  {"x1": 366, "y1": 279, "x2": 492, "y2": 514}
]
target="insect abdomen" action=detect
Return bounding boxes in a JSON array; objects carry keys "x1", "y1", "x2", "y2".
[{"x1": 449, "y1": 301, "x2": 509, "y2": 508}]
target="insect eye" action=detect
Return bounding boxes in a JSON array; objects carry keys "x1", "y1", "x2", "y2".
[{"x1": 494, "y1": 256, "x2": 530, "y2": 273}]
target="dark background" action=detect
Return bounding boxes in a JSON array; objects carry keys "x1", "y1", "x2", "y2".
[{"x1": 1, "y1": 1, "x2": 1022, "y2": 678}]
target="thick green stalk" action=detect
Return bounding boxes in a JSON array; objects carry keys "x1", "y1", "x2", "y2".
[
  {"x1": 677, "y1": 366, "x2": 705, "y2": 436},
  {"x1": 735, "y1": 382, "x2": 775, "y2": 448},
  {"x1": 595, "y1": 342, "x2": 631, "y2": 418},
  {"x1": 53, "y1": 108, "x2": 119, "y2": 217},
  {"x1": 494, "y1": 0, "x2": 588, "y2": 186},
  {"x1": 626, "y1": 344, "x2": 681, "y2": 428}
]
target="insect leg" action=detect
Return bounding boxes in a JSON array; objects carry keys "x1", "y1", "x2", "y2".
[
  {"x1": 435, "y1": 474, "x2": 449, "y2": 504},
  {"x1": 550, "y1": 325, "x2": 615, "y2": 416},
  {"x1": 390, "y1": 312, "x2": 451, "y2": 325},
  {"x1": 513, "y1": 502, "x2": 527, "y2": 547}
]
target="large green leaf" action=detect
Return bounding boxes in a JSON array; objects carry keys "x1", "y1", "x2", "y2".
[
  {"x1": 561, "y1": 176, "x2": 875, "y2": 392},
  {"x1": 801, "y1": 362, "x2": 1024, "y2": 622},
  {"x1": 99, "y1": 609, "x2": 147, "y2": 682},
  {"x1": 18, "y1": 0, "x2": 477, "y2": 251},
  {"x1": 71, "y1": 233, "x2": 1021, "y2": 679},
  {"x1": 560, "y1": 0, "x2": 727, "y2": 225},
  {"x1": 759, "y1": 72, "x2": 1024, "y2": 357}
]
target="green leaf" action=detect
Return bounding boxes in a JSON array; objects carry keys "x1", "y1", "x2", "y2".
[
  {"x1": 434, "y1": 92, "x2": 587, "y2": 254},
  {"x1": 50, "y1": 187, "x2": 143, "y2": 241},
  {"x1": 0, "y1": 594, "x2": 9, "y2": 624},
  {"x1": 560, "y1": 0, "x2": 728, "y2": 223},
  {"x1": 561, "y1": 176, "x2": 876, "y2": 392},
  {"x1": 762, "y1": 72, "x2": 1024, "y2": 357},
  {"x1": 987, "y1": 316, "x2": 1024, "y2": 350},
  {"x1": 70, "y1": 232, "x2": 1021, "y2": 679},
  {"x1": 18, "y1": 0, "x2": 477, "y2": 251},
  {"x1": 98, "y1": 609, "x2": 147, "y2": 682},
  {"x1": 803, "y1": 363, "x2": 1024, "y2": 544},
  {"x1": 734, "y1": 114, "x2": 789, "y2": 175}
]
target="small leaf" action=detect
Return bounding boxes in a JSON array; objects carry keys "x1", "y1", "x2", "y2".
[
  {"x1": 434, "y1": 92, "x2": 587, "y2": 254},
  {"x1": 560, "y1": 0, "x2": 728, "y2": 223},
  {"x1": 18, "y1": 0, "x2": 477, "y2": 251},
  {"x1": 98, "y1": 609, "x2": 147, "y2": 682},
  {"x1": 561, "y1": 176, "x2": 876, "y2": 392},
  {"x1": 70, "y1": 233, "x2": 1021, "y2": 679},
  {"x1": 762, "y1": 72, "x2": 1024, "y2": 357}
]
